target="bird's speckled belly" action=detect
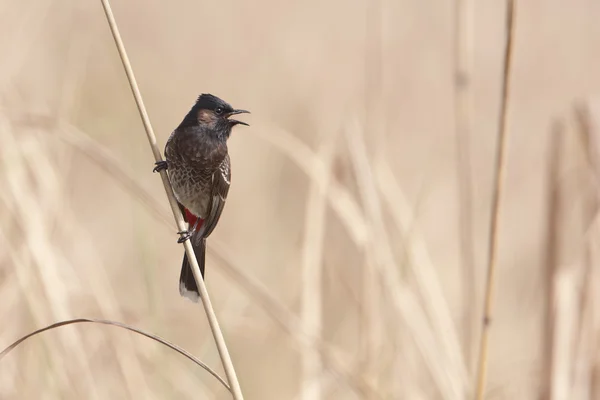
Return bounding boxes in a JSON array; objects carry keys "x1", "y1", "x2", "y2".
[{"x1": 168, "y1": 168, "x2": 210, "y2": 218}]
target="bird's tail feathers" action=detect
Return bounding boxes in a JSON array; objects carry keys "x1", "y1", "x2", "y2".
[{"x1": 179, "y1": 236, "x2": 206, "y2": 303}]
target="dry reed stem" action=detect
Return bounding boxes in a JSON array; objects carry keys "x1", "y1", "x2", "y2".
[
  {"x1": 453, "y1": 0, "x2": 476, "y2": 373},
  {"x1": 375, "y1": 160, "x2": 468, "y2": 395},
  {"x1": 474, "y1": 1, "x2": 516, "y2": 398},
  {"x1": 346, "y1": 122, "x2": 466, "y2": 398},
  {"x1": 98, "y1": 0, "x2": 244, "y2": 398},
  {"x1": 0, "y1": 318, "x2": 230, "y2": 390},
  {"x1": 300, "y1": 131, "x2": 338, "y2": 400}
]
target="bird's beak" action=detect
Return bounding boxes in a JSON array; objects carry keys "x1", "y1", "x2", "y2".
[{"x1": 227, "y1": 109, "x2": 250, "y2": 126}]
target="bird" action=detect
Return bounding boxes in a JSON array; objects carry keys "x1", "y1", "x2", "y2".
[{"x1": 153, "y1": 94, "x2": 249, "y2": 302}]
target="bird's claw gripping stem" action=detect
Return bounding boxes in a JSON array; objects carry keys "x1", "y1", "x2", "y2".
[
  {"x1": 153, "y1": 160, "x2": 168, "y2": 173},
  {"x1": 177, "y1": 230, "x2": 191, "y2": 243}
]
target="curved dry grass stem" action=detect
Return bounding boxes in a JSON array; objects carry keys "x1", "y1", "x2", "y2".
[
  {"x1": 0, "y1": 318, "x2": 230, "y2": 391},
  {"x1": 473, "y1": 0, "x2": 516, "y2": 399},
  {"x1": 98, "y1": 0, "x2": 244, "y2": 398}
]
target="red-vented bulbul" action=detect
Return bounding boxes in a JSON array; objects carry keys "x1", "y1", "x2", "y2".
[{"x1": 153, "y1": 94, "x2": 249, "y2": 302}]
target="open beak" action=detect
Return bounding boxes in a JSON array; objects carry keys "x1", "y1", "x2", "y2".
[{"x1": 227, "y1": 109, "x2": 250, "y2": 126}]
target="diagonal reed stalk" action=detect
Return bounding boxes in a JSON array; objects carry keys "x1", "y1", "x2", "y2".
[
  {"x1": 473, "y1": 0, "x2": 516, "y2": 399},
  {"x1": 98, "y1": 0, "x2": 244, "y2": 398}
]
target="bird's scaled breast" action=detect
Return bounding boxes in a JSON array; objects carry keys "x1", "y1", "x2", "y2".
[{"x1": 168, "y1": 163, "x2": 211, "y2": 218}]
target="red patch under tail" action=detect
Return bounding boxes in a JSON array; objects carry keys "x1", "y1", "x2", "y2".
[{"x1": 184, "y1": 208, "x2": 204, "y2": 232}]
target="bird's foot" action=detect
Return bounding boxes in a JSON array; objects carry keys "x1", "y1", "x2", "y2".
[
  {"x1": 177, "y1": 230, "x2": 191, "y2": 243},
  {"x1": 153, "y1": 160, "x2": 168, "y2": 173}
]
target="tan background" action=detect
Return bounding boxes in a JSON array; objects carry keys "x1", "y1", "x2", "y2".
[{"x1": 1, "y1": 1, "x2": 599, "y2": 399}]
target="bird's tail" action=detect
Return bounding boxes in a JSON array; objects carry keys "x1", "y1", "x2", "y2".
[{"x1": 179, "y1": 236, "x2": 206, "y2": 302}]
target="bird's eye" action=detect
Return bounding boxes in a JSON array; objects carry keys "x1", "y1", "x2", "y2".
[{"x1": 215, "y1": 107, "x2": 224, "y2": 115}]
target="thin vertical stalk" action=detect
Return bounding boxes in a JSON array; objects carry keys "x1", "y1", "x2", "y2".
[
  {"x1": 98, "y1": 1, "x2": 244, "y2": 398},
  {"x1": 300, "y1": 133, "x2": 337, "y2": 400},
  {"x1": 474, "y1": 1, "x2": 516, "y2": 399}
]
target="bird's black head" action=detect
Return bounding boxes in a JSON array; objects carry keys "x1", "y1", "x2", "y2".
[{"x1": 178, "y1": 93, "x2": 249, "y2": 140}]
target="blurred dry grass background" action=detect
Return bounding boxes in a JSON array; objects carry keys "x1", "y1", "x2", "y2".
[{"x1": 1, "y1": 0, "x2": 600, "y2": 399}]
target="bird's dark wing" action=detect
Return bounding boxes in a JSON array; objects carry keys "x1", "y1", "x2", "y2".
[{"x1": 196, "y1": 154, "x2": 231, "y2": 240}]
